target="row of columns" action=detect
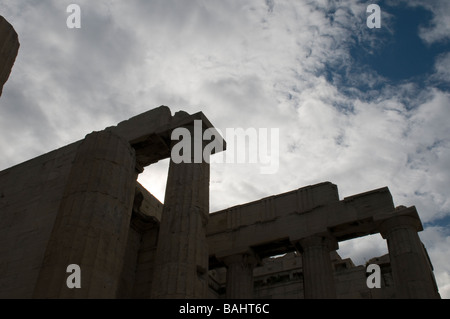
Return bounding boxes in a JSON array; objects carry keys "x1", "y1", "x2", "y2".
[
  {"x1": 146, "y1": 122, "x2": 439, "y2": 299},
  {"x1": 33, "y1": 124, "x2": 438, "y2": 299},
  {"x1": 217, "y1": 235, "x2": 339, "y2": 299},
  {"x1": 219, "y1": 214, "x2": 438, "y2": 299}
]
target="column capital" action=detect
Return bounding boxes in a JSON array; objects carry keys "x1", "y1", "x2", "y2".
[
  {"x1": 295, "y1": 232, "x2": 338, "y2": 253},
  {"x1": 377, "y1": 207, "x2": 439, "y2": 298},
  {"x1": 296, "y1": 232, "x2": 338, "y2": 298},
  {"x1": 379, "y1": 208, "x2": 423, "y2": 239},
  {"x1": 221, "y1": 249, "x2": 261, "y2": 269},
  {"x1": 221, "y1": 249, "x2": 259, "y2": 299}
]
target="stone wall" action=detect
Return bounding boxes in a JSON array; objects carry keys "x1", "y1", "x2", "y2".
[
  {"x1": 0, "y1": 142, "x2": 79, "y2": 298},
  {"x1": 117, "y1": 184, "x2": 162, "y2": 298}
]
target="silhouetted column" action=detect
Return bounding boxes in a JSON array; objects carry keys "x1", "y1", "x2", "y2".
[
  {"x1": 223, "y1": 251, "x2": 259, "y2": 299},
  {"x1": 297, "y1": 234, "x2": 338, "y2": 299},
  {"x1": 33, "y1": 131, "x2": 137, "y2": 298},
  {"x1": 0, "y1": 16, "x2": 20, "y2": 97},
  {"x1": 380, "y1": 212, "x2": 440, "y2": 298},
  {"x1": 151, "y1": 121, "x2": 210, "y2": 298}
]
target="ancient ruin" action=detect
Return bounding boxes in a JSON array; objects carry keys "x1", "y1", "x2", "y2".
[
  {"x1": 0, "y1": 16, "x2": 19, "y2": 97},
  {"x1": 0, "y1": 17, "x2": 440, "y2": 299},
  {"x1": 0, "y1": 106, "x2": 441, "y2": 298}
]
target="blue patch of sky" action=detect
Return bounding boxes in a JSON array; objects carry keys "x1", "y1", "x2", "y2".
[
  {"x1": 424, "y1": 215, "x2": 450, "y2": 234},
  {"x1": 361, "y1": 4, "x2": 436, "y2": 81},
  {"x1": 318, "y1": 2, "x2": 450, "y2": 231},
  {"x1": 323, "y1": 1, "x2": 450, "y2": 101}
]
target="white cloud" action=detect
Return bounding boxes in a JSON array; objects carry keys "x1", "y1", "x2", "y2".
[
  {"x1": 416, "y1": 0, "x2": 450, "y2": 44},
  {"x1": 420, "y1": 226, "x2": 450, "y2": 298},
  {"x1": 432, "y1": 52, "x2": 450, "y2": 84},
  {"x1": 337, "y1": 234, "x2": 388, "y2": 266}
]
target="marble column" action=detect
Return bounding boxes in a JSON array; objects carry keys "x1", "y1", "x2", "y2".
[
  {"x1": 33, "y1": 131, "x2": 137, "y2": 298},
  {"x1": 151, "y1": 121, "x2": 210, "y2": 298},
  {"x1": 223, "y1": 251, "x2": 259, "y2": 299},
  {"x1": 380, "y1": 213, "x2": 440, "y2": 298},
  {"x1": 297, "y1": 234, "x2": 338, "y2": 299}
]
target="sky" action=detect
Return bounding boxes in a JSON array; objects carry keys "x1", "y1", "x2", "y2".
[{"x1": 1, "y1": 0, "x2": 449, "y2": 298}]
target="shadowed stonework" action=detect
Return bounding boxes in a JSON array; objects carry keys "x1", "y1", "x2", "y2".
[
  {"x1": 0, "y1": 20, "x2": 441, "y2": 299},
  {"x1": 0, "y1": 106, "x2": 441, "y2": 299},
  {"x1": 0, "y1": 16, "x2": 19, "y2": 97}
]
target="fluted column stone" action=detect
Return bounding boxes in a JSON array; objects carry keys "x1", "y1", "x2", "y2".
[
  {"x1": 297, "y1": 234, "x2": 338, "y2": 299},
  {"x1": 33, "y1": 130, "x2": 137, "y2": 298},
  {"x1": 223, "y1": 251, "x2": 259, "y2": 299},
  {"x1": 380, "y1": 213, "x2": 440, "y2": 298},
  {"x1": 151, "y1": 120, "x2": 210, "y2": 298}
]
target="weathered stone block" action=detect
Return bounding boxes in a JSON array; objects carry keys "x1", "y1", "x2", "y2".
[{"x1": 0, "y1": 16, "x2": 19, "y2": 97}]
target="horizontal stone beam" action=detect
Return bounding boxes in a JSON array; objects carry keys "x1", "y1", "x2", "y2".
[
  {"x1": 207, "y1": 185, "x2": 397, "y2": 260},
  {"x1": 106, "y1": 107, "x2": 226, "y2": 168},
  {"x1": 207, "y1": 182, "x2": 340, "y2": 235}
]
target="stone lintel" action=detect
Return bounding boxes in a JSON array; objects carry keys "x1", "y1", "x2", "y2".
[
  {"x1": 216, "y1": 248, "x2": 261, "y2": 266},
  {"x1": 108, "y1": 107, "x2": 226, "y2": 167},
  {"x1": 2, "y1": 106, "x2": 223, "y2": 174},
  {"x1": 108, "y1": 106, "x2": 172, "y2": 142},
  {"x1": 158, "y1": 110, "x2": 227, "y2": 154},
  {"x1": 342, "y1": 186, "x2": 391, "y2": 202},
  {"x1": 208, "y1": 185, "x2": 395, "y2": 259},
  {"x1": 220, "y1": 249, "x2": 261, "y2": 268},
  {"x1": 294, "y1": 232, "x2": 339, "y2": 253},
  {"x1": 208, "y1": 182, "x2": 340, "y2": 236},
  {"x1": 130, "y1": 133, "x2": 171, "y2": 168}
]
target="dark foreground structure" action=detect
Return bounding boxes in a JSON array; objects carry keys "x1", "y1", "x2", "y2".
[
  {"x1": 0, "y1": 17, "x2": 440, "y2": 299},
  {"x1": 0, "y1": 15, "x2": 19, "y2": 97},
  {"x1": 0, "y1": 106, "x2": 441, "y2": 298}
]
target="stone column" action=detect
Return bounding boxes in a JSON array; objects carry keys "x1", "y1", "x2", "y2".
[
  {"x1": 33, "y1": 131, "x2": 137, "y2": 298},
  {"x1": 0, "y1": 16, "x2": 20, "y2": 97},
  {"x1": 380, "y1": 212, "x2": 440, "y2": 298},
  {"x1": 223, "y1": 251, "x2": 259, "y2": 299},
  {"x1": 296, "y1": 234, "x2": 338, "y2": 299},
  {"x1": 151, "y1": 121, "x2": 210, "y2": 298}
]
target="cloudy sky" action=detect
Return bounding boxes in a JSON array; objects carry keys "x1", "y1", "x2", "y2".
[{"x1": 1, "y1": 0, "x2": 449, "y2": 297}]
